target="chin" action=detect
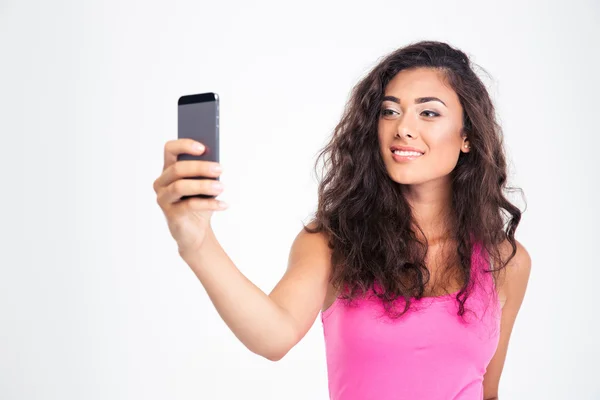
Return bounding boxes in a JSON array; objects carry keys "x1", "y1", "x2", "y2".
[
  {"x1": 385, "y1": 164, "x2": 446, "y2": 186},
  {"x1": 388, "y1": 172, "x2": 426, "y2": 185}
]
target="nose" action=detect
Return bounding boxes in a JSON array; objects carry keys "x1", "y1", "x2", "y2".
[
  {"x1": 395, "y1": 129, "x2": 415, "y2": 139},
  {"x1": 395, "y1": 115, "x2": 418, "y2": 139}
]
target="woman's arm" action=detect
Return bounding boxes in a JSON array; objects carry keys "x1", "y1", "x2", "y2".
[
  {"x1": 180, "y1": 224, "x2": 331, "y2": 361},
  {"x1": 483, "y1": 240, "x2": 532, "y2": 399}
]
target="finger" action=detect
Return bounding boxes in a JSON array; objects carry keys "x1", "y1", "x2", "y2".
[
  {"x1": 163, "y1": 139, "x2": 205, "y2": 171},
  {"x1": 157, "y1": 178, "x2": 224, "y2": 205},
  {"x1": 172, "y1": 197, "x2": 229, "y2": 213},
  {"x1": 154, "y1": 160, "x2": 223, "y2": 192}
]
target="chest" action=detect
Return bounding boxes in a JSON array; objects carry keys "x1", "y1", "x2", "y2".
[
  {"x1": 420, "y1": 245, "x2": 463, "y2": 297},
  {"x1": 421, "y1": 245, "x2": 505, "y2": 307},
  {"x1": 322, "y1": 294, "x2": 502, "y2": 372}
]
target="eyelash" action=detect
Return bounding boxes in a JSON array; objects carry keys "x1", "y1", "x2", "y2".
[{"x1": 380, "y1": 109, "x2": 440, "y2": 118}]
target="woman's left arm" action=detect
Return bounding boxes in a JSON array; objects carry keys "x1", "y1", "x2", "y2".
[{"x1": 483, "y1": 240, "x2": 532, "y2": 400}]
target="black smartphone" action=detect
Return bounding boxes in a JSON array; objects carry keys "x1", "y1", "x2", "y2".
[{"x1": 177, "y1": 92, "x2": 220, "y2": 200}]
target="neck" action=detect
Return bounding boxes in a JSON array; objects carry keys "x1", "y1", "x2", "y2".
[{"x1": 401, "y1": 177, "x2": 454, "y2": 243}]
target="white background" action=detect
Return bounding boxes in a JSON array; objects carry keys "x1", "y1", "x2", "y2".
[{"x1": 1, "y1": 0, "x2": 599, "y2": 399}]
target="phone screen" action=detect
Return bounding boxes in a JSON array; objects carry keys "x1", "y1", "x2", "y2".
[{"x1": 177, "y1": 93, "x2": 219, "y2": 164}]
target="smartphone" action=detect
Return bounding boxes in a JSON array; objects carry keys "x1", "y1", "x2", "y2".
[{"x1": 177, "y1": 92, "x2": 220, "y2": 200}]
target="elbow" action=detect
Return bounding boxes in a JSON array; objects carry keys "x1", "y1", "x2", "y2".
[
  {"x1": 252, "y1": 344, "x2": 290, "y2": 362},
  {"x1": 248, "y1": 311, "x2": 301, "y2": 362},
  {"x1": 246, "y1": 335, "x2": 295, "y2": 362},
  {"x1": 254, "y1": 331, "x2": 298, "y2": 362},
  {"x1": 264, "y1": 350, "x2": 288, "y2": 362}
]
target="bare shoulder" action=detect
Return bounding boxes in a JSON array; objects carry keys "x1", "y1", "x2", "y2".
[
  {"x1": 286, "y1": 221, "x2": 332, "y2": 270},
  {"x1": 495, "y1": 239, "x2": 532, "y2": 309}
]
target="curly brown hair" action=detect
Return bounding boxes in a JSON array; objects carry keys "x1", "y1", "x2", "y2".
[{"x1": 304, "y1": 40, "x2": 524, "y2": 319}]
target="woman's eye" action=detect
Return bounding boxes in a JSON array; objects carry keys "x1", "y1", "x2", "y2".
[
  {"x1": 421, "y1": 110, "x2": 439, "y2": 118},
  {"x1": 381, "y1": 109, "x2": 398, "y2": 117},
  {"x1": 380, "y1": 108, "x2": 439, "y2": 118}
]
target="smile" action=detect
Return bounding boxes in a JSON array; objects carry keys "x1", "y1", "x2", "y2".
[
  {"x1": 393, "y1": 150, "x2": 423, "y2": 157},
  {"x1": 391, "y1": 147, "x2": 424, "y2": 163}
]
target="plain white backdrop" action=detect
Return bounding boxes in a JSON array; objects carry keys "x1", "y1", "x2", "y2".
[{"x1": 1, "y1": 0, "x2": 599, "y2": 399}]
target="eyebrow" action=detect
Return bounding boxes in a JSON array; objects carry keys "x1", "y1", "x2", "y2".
[{"x1": 382, "y1": 95, "x2": 447, "y2": 107}]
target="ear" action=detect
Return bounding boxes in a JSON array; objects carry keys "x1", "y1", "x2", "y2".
[{"x1": 461, "y1": 137, "x2": 471, "y2": 153}]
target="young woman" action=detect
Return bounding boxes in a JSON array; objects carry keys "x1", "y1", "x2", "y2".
[{"x1": 153, "y1": 40, "x2": 531, "y2": 400}]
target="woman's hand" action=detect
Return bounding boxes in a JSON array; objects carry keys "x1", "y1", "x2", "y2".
[{"x1": 153, "y1": 138, "x2": 227, "y2": 254}]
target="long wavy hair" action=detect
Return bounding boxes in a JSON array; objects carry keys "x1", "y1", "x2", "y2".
[{"x1": 304, "y1": 40, "x2": 525, "y2": 319}]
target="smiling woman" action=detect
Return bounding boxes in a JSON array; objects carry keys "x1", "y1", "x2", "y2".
[
  {"x1": 301, "y1": 40, "x2": 531, "y2": 399},
  {"x1": 154, "y1": 39, "x2": 531, "y2": 400}
]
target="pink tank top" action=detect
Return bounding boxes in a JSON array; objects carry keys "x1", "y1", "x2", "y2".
[{"x1": 321, "y1": 243, "x2": 501, "y2": 400}]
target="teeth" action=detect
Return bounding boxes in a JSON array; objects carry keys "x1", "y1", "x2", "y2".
[{"x1": 394, "y1": 150, "x2": 423, "y2": 157}]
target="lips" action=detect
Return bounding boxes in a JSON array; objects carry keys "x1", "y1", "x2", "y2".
[
  {"x1": 390, "y1": 145, "x2": 425, "y2": 154},
  {"x1": 390, "y1": 145, "x2": 425, "y2": 162}
]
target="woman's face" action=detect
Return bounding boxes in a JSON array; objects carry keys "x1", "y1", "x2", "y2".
[{"x1": 377, "y1": 67, "x2": 470, "y2": 186}]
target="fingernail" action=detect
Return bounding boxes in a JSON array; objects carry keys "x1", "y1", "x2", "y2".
[
  {"x1": 193, "y1": 143, "x2": 204, "y2": 151},
  {"x1": 212, "y1": 165, "x2": 222, "y2": 173},
  {"x1": 212, "y1": 182, "x2": 224, "y2": 190},
  {"x1": 218, "y1": 201, "x2": 228, "y2": 209}
]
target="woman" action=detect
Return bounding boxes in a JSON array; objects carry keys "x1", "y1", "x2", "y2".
[{"x1": 153, "y1": 40, "x2": 531, "y2": 400}]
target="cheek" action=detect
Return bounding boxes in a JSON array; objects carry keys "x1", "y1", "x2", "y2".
[
  {"x1": 426, "y1": 136, "x2": 462, "y2": 172},
  {"x1": 377, "y1": 123, "x2": 386, "y2": 143},
  {"x1": 377, "y1": 127, "x2": 388, "y2": 154}
]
